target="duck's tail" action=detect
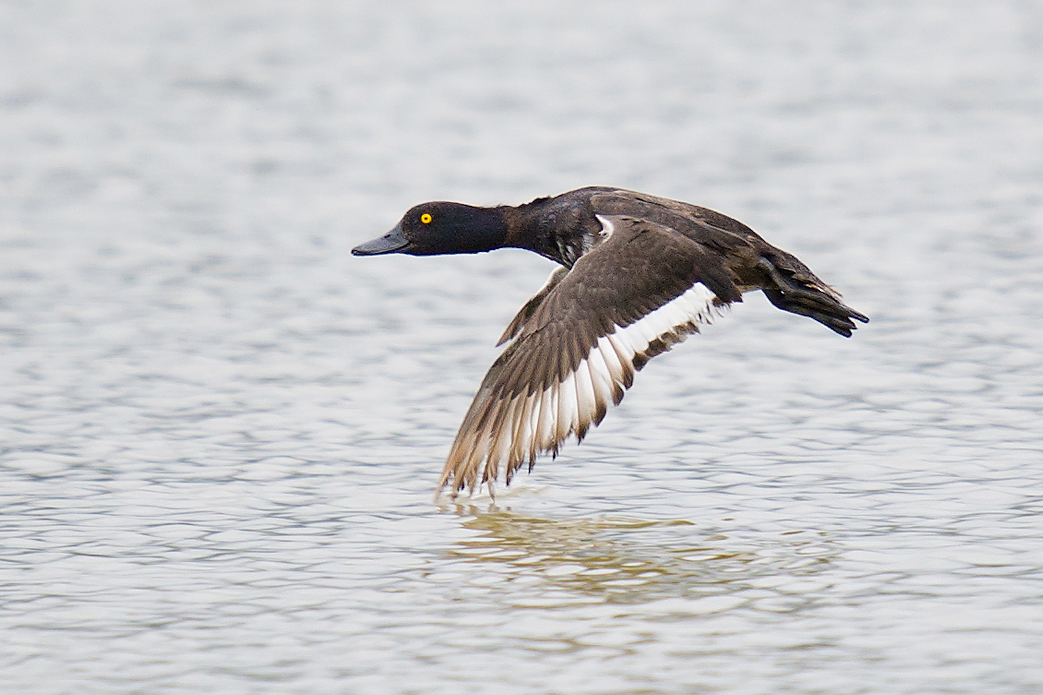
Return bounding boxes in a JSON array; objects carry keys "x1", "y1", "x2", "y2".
[{"x1": 756, "y1": 254, "x2": 868, "y2": 337}]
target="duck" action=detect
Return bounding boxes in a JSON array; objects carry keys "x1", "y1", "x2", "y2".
[{"x1": 353, "y1": 186, "x2": 868, "y2": 498}]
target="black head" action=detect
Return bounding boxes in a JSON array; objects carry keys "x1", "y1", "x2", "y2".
[{"x1": 352, "y1": 202, "x2": 509, "y2": 257}]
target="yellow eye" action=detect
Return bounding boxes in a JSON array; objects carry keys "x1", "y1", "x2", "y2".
[{"x1": 420, "y1": 213, "x2": 432, "y2": 224}]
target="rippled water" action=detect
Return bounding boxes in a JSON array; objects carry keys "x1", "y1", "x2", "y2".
[{"x1": 2, "y1": 1, "x2": 1042, "y2": 693}]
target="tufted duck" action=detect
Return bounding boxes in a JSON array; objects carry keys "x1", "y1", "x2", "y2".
[{"x1": 353, "y1": 187, "x2": 868, "y2": 497}]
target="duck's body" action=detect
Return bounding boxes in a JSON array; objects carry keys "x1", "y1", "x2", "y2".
[{"x1": 353, "y1": 187, "x2": 867, "y2": 497}]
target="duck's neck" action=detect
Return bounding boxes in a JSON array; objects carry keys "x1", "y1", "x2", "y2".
[
  {"x1": 452, "y1": 205, "x2": 512, "y2": 254},
  {"x1": 505, "y1": 199, "x2": 602, "y2": 268}
]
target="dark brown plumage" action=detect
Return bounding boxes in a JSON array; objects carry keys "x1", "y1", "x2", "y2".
[{"x1": 353, "y1": 187, "x2": 868, "y2": 497}]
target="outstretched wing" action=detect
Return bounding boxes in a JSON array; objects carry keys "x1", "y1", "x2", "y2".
[{"x1": 438, "y1": 214, "x2": 745, "y2": 496}]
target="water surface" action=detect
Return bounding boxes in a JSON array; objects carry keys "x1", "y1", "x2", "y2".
[{"x1": 2, "y1": 1, "x2": 1042, "y2": 693}]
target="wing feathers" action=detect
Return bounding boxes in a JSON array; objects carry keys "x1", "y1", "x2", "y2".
[
  {"x1": 439, "y1": 213, "x2": 742, "y2": 496},
  {"x1": 441, "y1": 279, "x2": 726, "y2": 496}
]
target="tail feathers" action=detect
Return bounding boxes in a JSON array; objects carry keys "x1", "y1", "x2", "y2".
[{"x1": 757, "y1": 257, "x2": 868, "y2": 337}]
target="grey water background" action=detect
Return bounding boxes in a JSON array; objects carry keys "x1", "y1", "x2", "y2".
[{"x1": 2, "y1": 1, "x2": 1042, "y2": 693}]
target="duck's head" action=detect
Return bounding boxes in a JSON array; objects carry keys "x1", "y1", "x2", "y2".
[{"x1": 353, "y1": 202, "x2": 509, "y2": 257}]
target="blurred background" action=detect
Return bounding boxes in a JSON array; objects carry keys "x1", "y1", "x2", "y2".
[{"x1": 1, "y1": 1, "x2": 1041, "y2": 693}]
